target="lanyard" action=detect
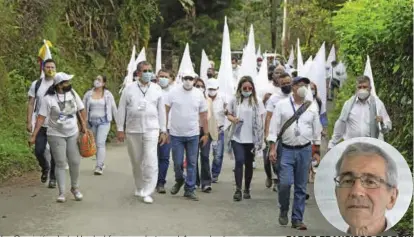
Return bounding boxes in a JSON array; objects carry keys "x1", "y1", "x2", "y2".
[
  {"x1": 56, "y1": 93, "x2": 66, "y2": 111},
  {"x1": 137, "y1": 83, "x2": 150, "y2": 97},
  {"x1": 289, "y1": 97, "x2": 299, "y2": 125}
]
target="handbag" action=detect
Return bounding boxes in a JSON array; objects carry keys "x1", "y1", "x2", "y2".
[{"x1": 76, "y1": 108, "x2": 96, "y2": 158}]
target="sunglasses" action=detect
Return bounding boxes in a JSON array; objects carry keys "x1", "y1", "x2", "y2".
[
  {"x1": 142, "y1": 69, "x2": 153, "y2": 73},
  {"x1": 183, "y1": 77, "x2": 195, "y2": 81},
  {"x1": 242, "y1": 86, "x2": 253, "y2": 91}
]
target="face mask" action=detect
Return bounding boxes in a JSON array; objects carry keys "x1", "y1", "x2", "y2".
[
  {"x1": 197, "y1": 87, "x2": 205, "y2": 93},
  {"x1": 297, "y1": 86, "x2": 307, "y2": 98},
  {"x1": 94, "y1": 80, "x2": 103, "y2": 88},
  {"x1": 232, "y1": 64, "x2": 237, "y2": 69},
  {"x1": 62, "y1": 85, "x2": 72, "y2": 93},
  {"x1": 281, "y1": 85, "x2": 292, "y2": 95},
  {"x1": 208, "y1": 90, "x2": 217, "y2": 97},
  {"x1": 207, "y1": 73, "x2": 214, "y2": 78},
  {"x1": 242, "y1": 91, "x2": 252, "y2": 97},
  {"x1": 45, "y1": 70, "x2": 56, "y2": 77},
  {"x1": 357, "y1": 89, "x2": 370, "y2": 100},
  {"x1": 133, "y1": 76, "x2": 139, "y2": 81},
  {"x1": 311, "y1": 90, "x2": 316, "y2": 97},
  {"x1": 141, "y1": 72, "x2": 152, "y2": 83},
  {"x1": 183, "y1": 80, "x2": 194, "y2": 90},
  {"x1": 257, "y1": 62, "x2": 262, "y2": 67},
  {"x1": 159, "y1": 77, "x2": 169, "y2": 87}
]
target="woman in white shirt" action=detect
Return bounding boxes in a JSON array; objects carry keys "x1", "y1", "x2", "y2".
[
  {"x1": 29, "y1": 72, "x2": 87, "y2": 203},
  {"x1": 226, "y1": 76, "x2": 265, "y2": 201},
  {"x1": 83, "y1": 75, "x2": 118, "y2": 175}
]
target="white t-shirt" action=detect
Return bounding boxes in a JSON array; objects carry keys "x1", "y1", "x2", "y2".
[
  {"x1": 166, "y1": 86, "x2": 208, "y2": 137},
  {"x1": 28, "y1": 78, "x2": 54, "y2": 127},
  {"x1": 229, "y1": 98, "x2": 266, "y2": 144},
  {"x1": 38, "y1": 90, "x2": 85, "y2": 137},
  {"x1": 162, "y1": 84, "x2": 176, "y2": 130}
]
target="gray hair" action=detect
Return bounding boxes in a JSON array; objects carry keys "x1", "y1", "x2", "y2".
[
  {"x1": 356, "y1": 75, "x2": 371, "y2": 85},
  {"x1": 137, "y1": 61, "x2": 151, "y2": 72},
  {"x1": 335, "y1": 142, "x2": 398, "y2": 188}
]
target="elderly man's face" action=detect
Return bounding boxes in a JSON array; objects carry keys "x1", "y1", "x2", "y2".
[{"x1": 335, "y1": 154, "x2": 398, "y2": 228}]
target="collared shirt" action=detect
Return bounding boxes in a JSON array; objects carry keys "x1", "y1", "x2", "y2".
[
  {"x1": 116, "y1": 81, "x2": 166, "y2": 133},
  {"x1": 209, "y1": 93, "x2": 226, "y2": 128},
  {"x1": 166, "y1": 85, "x2": 208, "y2": 137},
  {"x1": 346, "y1": 217, "x2": 395, "y2": 235},
  {"x1": 28, "y1": 78, "x2": 55, "y2": 127},
  {"x1": 267, "y1": 96, "x2": 321, "y2": 146},
  {"x1": 265, "y1": 88, "x2": 290, "y2": 112},
  {"x1": 328, "y1": 96, "x2": 391, "y2": 148}
]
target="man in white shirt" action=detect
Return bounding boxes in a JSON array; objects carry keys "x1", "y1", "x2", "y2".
[
  {"x1": 268, "y1": 76, "x2": 321, "y2": 230},
  {"x1": 334, "y1": 142, "x2": 398, "y2": 236},
  {"x1": 263, "y1": 73, "x2": 292, "y2": 190},
  {"x1": 154, "y1": 69, "x2": 175, "y2": 194},
  {"x1": 232, "y1": 57, "x2": 240, "y2": 90},
  {"x1": 26, "y1": 58, "x2": 57, "y2": 188},
  {"x1": 328, "y1": 75, "x2": 391, "y2": 149},
  {"x1": 327, "y1": 60, "x2": 347, "y2": 101},
  {"x1": 205, "y1": 79, "x2": 227, "y2": 184},
  {"x1": 117, "y1": 61, "x2": 168, "y2": 204},
  {"x1": 166, "y1": 71, "x2": 209, "y2": 201}
]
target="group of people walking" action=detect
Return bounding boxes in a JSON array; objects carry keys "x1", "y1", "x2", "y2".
[{"x1": 26, "y1": 54, "x2": 391, "y2": 231}]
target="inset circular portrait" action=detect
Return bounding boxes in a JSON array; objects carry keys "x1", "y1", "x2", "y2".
[{"x1": 314, "y1": 137, "x2": 413, "y2": 236}]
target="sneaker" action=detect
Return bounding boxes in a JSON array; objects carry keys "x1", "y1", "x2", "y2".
[
  {"x1": 183, "y1": 191, "x2": 199, "y2": 201},
  {"x1": 273, "y1": 179, "x2": 279, "y2": 192},
  {"x1": 243, "y1": 190, "x2": 251, "y2": 199},
  {"x1": 292, "y1": 221, "x2": 308, "y2": 230},
  {"x1": 94, "y1": 167, "x2": 103, "y2": 175},
  {"x1": 156, "y1": 185, "x2": 166, "y2": 194},
  {"x1": 71, "y1": 188, "x2": 83, "y2": 201},
  {"x1": 56, "y1": 194, "x2": 66, "y2": 203},
  {"x1": 279, "y1": 211, "x2": 289, "y2": 225},
  {"x1": 202, "y1": 186, "x2": 212, "y2": 193},
  {"x1": 48, "y1": 179, "x2": 56, "y2": 189},
  {"x1": 143, "y1": 196, "x2": 153, "y2": 204},
  {"x1": 134, "y1": 190, "x2": 143, "y2": 197},
  {"x1": 265, "y1": 178, "x2": 272, "y2": 188},
  {"x1": 41, "y1": 170, "x2": 48, "y2": 183},
  {"x1": 170, "y1": 180, "x2": 184, "y2": 195},
  {"x1": 212, "y1": 177, "x2": 218, "y2": 183},
  {"x1": 233, "y1": 189, "x2": 242, "y2": 201}
]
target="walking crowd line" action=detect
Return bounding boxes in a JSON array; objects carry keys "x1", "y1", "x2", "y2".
[{"x1": 26, "y1": 54, "x2": 392, "y2": 231}]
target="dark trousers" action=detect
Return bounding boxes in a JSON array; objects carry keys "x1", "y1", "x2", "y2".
[
  {"x1": 35, "y1": 127, "x2": 55, "y2": 180},
  {"x1": 157, "y1": 134, "x2": 171, "y2": 186},
  {"x1": 329, "y1": 78, "x2": 340, "y2": 99},
  {"x1": 196, "y1": 129, "x2": 212, "y2": 188},
  {"x1": 231, "y1": 141, "x2": 255, "y2": 190},
  {"x1": 263, "y1": 142, "x2": 281, "y2": 179}
]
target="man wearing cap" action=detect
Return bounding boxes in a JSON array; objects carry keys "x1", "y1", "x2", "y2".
[
  {"x1": 257, "y1": 57, "x2": 263, "y2": 73},
  {"x1": 204, "y1": 79, "x2": 227, "y2": 184},
  {"x1": 268, "y1": 76, "x2": 321, "y2": 230},
  {"x1": 117, "y1": 61, "x2": 168, "y2": 204},
  {"x1": 166, "y1": 71, "x2": 209, "y2": 201},
  {"x1": 26, "y1": 58, "x2": 57, "y2": 188}
]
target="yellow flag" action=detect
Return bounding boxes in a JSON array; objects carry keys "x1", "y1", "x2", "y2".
[{"x1": 38, "y1": 40, "x2": 53, "y2": 61}]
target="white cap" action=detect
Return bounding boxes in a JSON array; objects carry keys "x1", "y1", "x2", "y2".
[
  {"x1": 182, "y1": 70, "x2": 197, "y2": 79},
  {"x1": 206, "y1": 78, "x2": 219, "y2": 89},
  {"x1": 54, "y1": 72, "x2": 74, "y2": 85}
]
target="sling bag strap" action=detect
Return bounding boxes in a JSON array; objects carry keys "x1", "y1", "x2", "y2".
[{"x1": 276, "y1": 100, "x2": 312, "y2": 142}]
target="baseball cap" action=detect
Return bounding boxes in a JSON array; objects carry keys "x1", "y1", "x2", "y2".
[
  {"x1": 54, "y1": 72, "x2": 74, "y2": 85},
  {"x1": 181, "y1": 70, "x2": 197, "y2": 79},
  {"x1": 292, "y1": 76, "x2": 310, "y2": 85},
  {"x1": 257, "y1": 57, "x2": 263, "y2": 62},
  {"x1": 206, "y1": 78, "x2": 219, "y2": 89}
]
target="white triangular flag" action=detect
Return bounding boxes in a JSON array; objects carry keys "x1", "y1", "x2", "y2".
[
  {"x1": 308, "y1": 42, "x2": 327, "y2": 113},
  {"x1": 297, "y1": 39, "x2": 304, "y2": 73},
  {"x1": 256, "y1": 45, "x2": 261, "y2": 58},
  {"x1": 217, "y1": 16, "x2": 234, "y2": 103},
  {"x1": 200, "y1": 49, "x2": 210, "y2": 83},
  {"x1": 363, "y1": 55, "x2": 376, "y2": 96},
  {"x1": 40, "y1": 39, "x2": 52, "y2": 79},
  {"x1": 238, "y1": 24, "x2": 257, "y2": 81},
  {"x1": 156, "y1": 37, "x2": 162, "y2": 74},
  {"x1": 287, "y1": 46, "x2": 294, "y2": 66},
  {"x1": 176, "y1": 43, "x2": 195, "y2": 83},
  {"x1": 256, "y1": 56, "x2": 269, "y2": 99}
]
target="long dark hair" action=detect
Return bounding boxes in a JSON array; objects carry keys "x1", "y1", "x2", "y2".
[
  {"x1": 194, "y1": 78, "x2": 206, "y2": 99},
  {"x1": 236, "y1": 76, "x2": 258, "y2": 106}
]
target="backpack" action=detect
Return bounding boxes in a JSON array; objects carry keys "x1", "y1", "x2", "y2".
[{"x1": 33, "y1": 78, "x2": 43, "y2": 113}]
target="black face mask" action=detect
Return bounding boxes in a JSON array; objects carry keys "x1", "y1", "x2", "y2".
[
  {"x1": 281, "y1": 85, "x2": 292, "y2": 94},
  {"x1": 207, "y1": 73, "x2": 213, "y2": 78},
  {"x1": 62, "y1": 85, "x2": 72, "y2": 92}
]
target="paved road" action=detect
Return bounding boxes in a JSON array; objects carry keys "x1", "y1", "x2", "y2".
[{"x1": 0, "y1": 143, "x2": 343, "y2": 235}]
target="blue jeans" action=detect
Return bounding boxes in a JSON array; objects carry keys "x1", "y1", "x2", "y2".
[
  {"x1": 88, "y1": 122, "x2": 111, "y2": 168},
  {"x1": 278, "y1": 144, "x2": 312, "y2": 222},
  {"x1": 211, "y1": 132, "x2": 225, "y2": 179},
  {"x1": 171, "y1": 135, "x2": 199, "y2": 192},
  {"x1": 157, "y1": 134, "x2": 171, "y2": 186}
]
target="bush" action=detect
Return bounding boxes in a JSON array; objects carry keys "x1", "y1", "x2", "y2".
[{"x1": 331, "y1": 0, "x2": 413, "y2": 234}]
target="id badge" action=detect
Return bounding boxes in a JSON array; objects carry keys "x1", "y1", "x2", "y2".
[
  {"x1": 137, "y1": 100, "x2": 147, "y2": 111},
  {"x1": 294, "y1": 125, "x2": 301, "y2": 137},
  {"x1": 57, "y1": 113, "x2": 65, "y2": 124}
]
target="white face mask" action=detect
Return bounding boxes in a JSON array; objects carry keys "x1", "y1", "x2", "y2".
[
  {"x1": 183, "y1": 80, "x2": 194, "y2": 90},
  {"x1": 94, "y1": 80, "x2": 103, "y2": 88},
  {"x1": 357, "y1": 89, "x2": 370, "y2": 100},
  {"x1": 297, "y1": 86, "x2": 308, "y2": 98},
  {"x1": 158, "y1": 77, "x2": 169, "y2": 87},
  {"x1": 197, "y1": 87, "x2": 205, "y2": 93},
  {"x1": 208, "y1": 90, "x2": 217, "y2": 97}
]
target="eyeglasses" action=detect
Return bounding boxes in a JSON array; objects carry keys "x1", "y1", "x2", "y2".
[
  {"x1": 195, "y1": 85, "x2": 205, "y2": 89},
  {"x1": 142, "y1": 69, "x2": 153, "y2": 73},
  {"x1": 334, "y1": 173, "x2": 393, "y2": 189},
  {"x1": 183, "y1": 77, "x2": 194, "y2": 81},
  {"x1": 242, "y1": 86, "x2": 253, "y2": 91}
]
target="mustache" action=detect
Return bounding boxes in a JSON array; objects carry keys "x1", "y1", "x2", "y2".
[{"x1": 346, "y1": 198, "x2": 371, "y2": 209}]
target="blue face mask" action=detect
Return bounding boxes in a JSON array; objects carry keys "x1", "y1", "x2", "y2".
[
  {"x1": 242, "y1": 91, "x2": 252, "y2": 97},
  {"x1": 159, "y1": 77, "x2": 169, "y2": 87},
  {"x1": 141, "y1": 72, "x2": 153, "y2": 83}
]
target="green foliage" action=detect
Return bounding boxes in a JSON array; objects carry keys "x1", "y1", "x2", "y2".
[{"x1": 331, "y1": 0, "x2": 413, "y2": 234}]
